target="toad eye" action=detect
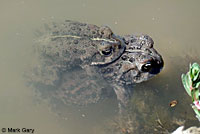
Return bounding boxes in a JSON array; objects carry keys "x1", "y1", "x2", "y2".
[
  {"x1": 141, "y1": 62, "x2": 152, "y2": 72},
  {"x1": 101, "y1": 47, "x2": 112, "y2": 56}
]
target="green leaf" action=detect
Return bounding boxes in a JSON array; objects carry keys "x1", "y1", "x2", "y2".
[
  {"x1": 183, "y1": 63, "x2": 200, "y2": 121},
  {"x1": 182, "y1": 74, "x2": 192, "y2": 96},
  {"x1": 191, "y1": 89, "x2": 199, "y2": 102},
  {"x1": 190, "y1": 63, "x2": 200, "y2": 82},
  {"x1": 192, "y1": 106, "x2": 200, "y2": 118},
  {"x1": 195, "y1": 82, "x2": 200, "y2": 88}
]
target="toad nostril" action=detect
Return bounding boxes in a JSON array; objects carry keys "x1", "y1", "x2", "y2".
[
  {"x1": 160, "y1": 60, "x2": 164, "y2": 68},
  {"x1": 155, "y1": 59, "x2": 164, "y2": 69}
]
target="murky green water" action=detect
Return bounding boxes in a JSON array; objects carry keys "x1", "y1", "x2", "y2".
[{"x1": 1, "y1": 0, "x2": 200, "y2": 134}]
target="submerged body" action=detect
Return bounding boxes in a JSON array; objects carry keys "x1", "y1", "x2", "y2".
[{"x1": 28, "y1": 20, "x2": 164, "y2": 106}]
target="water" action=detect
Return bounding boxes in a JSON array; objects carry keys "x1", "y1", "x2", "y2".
[{"x1": 1, "y1": 0, "x2": 200, "y2": 133}]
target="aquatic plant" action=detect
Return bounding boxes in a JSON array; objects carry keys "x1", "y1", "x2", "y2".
[{"x1": 182, "y1": 63, "x2": 200, "y2": 121}]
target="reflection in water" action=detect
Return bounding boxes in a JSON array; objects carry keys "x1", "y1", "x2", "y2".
[{"x1": 0, "y1": 0, "x2": 200, "y2": 134}]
